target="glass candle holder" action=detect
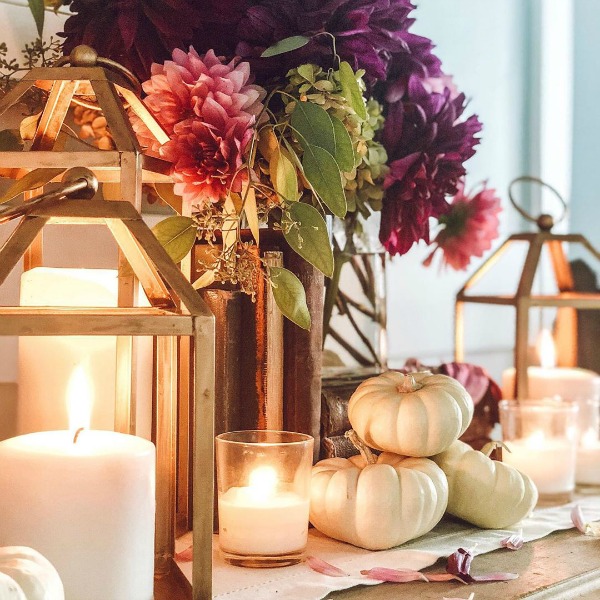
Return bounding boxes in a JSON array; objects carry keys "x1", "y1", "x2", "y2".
[
  {"x1": 499, "y1": 399, "x2": 579, "y2": 504},
  {"x1": 576, "y1": 397, "x2": 600, "y2": 489},
  {"x1": 216, "y1": 430, "x2": 314, "y2": 568}
]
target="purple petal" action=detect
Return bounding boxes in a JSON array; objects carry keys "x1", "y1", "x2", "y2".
[
  {"x1": 446, "y1": 547, "x2": 473, "y2": 578},
  {"x1": 501, "y1": 534, "x2": 524, "y2": 551},
  {"x1": 306, "y1": 556, "x2": 349, "y2": 577},
  {"x1": 361, "y1": 567, "x2": 428, "y2": 583}
]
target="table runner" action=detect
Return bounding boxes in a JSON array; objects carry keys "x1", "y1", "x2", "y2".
[{"x1": 175, "y1": 495, "x2": 600, "y2": 599}]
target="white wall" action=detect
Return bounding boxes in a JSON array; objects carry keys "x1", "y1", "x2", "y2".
[{"x1": 386, "y1": 1, "x2": 533, "y2": 377}]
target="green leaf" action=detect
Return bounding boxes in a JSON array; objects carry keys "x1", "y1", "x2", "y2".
[
  {"x1": 27, "y1": 0, "x2": 45, "y2": 36},
  {"x1": 261, "y1": 35, "x2": 311, "y2": 58},
  {"x1": 339, "y1": 61, "x2": 367, "y2": 121},
  {"x1": 0, "y1": 168, "x2": 65, "y2": 205},
  {"x1": 302, "y1": 145, "x2": 347, "y2": 218},
  {"x1": 152, "y1": 216, "x2": 197, "y2": 263},
  {"x1": 270, "y1": 147, "x2": 298, "y2": 202},
  {"x1": 269, "y1": 266, "x2": 311, "y2": 330},
  {"x1": 291, "y1": 101, "x2": 336, "y2": 155},
  {"x1": 330, "y1": 115, "x2": 355, "y2": 172},
  {"x1": 0, "y1": 130, "x2": 24, "y2": 151},
  {"x1": 283, "y1": 202, "x2": 333, "y2": 277}
]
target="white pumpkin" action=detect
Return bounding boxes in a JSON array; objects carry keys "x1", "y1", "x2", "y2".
[
  {"x1": 310, "y1": 452, "x2": 448, "y2": 550},
  {"x1": 432, "y1": 440, "x2": 538, "y2": 529},
  {"x1": 348, "y1": 371, "x2": 474, "y2": 457},
  {"x1": 0, "y1": 548, "x2": 64, "y2": 600}
]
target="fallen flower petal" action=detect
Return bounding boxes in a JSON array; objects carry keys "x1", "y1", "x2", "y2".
[
  {"x1": 572, "y1": 505, "x2": 587, "y2": 534},
  {"x1": 427, "y1": 573, "x2": 468, "y2": 583},
  {"x1": 446, "y1": 547, "x2": 474, "y2": 581},
  {"x1": 306, "y1": 556, "x2": 349, "y2": 577},
  {"x1": 571, "y1": 505, "x2": 600, "y2": 536},
  {"x1": 472, "y1": 572, "x2": 519, "y2": 582},
  {"x1": 443, "y1": 593, "x2": 475, "y2": 600},
  {"x1": 501, "y1": 533, "x2": 524, "y2": 550},
  {"x1": 361, "y1": 567, "x2": 428, "y2": 583},
  {"x1": 175, "y1": 545, "x2": 193, "y2": 562}
]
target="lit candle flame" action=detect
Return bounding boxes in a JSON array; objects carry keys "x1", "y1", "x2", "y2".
[
  {"x1": 537, "y1": 329, "x2": 557, "y2": 369},
  {"x1": 248, "y1": 466, "x2": 278, "y2": 501},
  {"x1": 526, "y1": 430, "x2": 545, "y2": 448},
  {"x1": 67, "y1": 366, "x2": 93, "y2": 434}
]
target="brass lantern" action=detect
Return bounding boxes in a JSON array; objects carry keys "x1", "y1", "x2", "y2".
[
  {"x1": 455, "y1": 177, "x2": 600, "y2": 400},
  {"x1": 0, "y1": 47, "x2": 215, "y2": 599}
]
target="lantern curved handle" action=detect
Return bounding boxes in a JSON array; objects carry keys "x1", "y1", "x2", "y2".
[{"x1": 508, "y1": 176, "x2": 568, "y2": 232}]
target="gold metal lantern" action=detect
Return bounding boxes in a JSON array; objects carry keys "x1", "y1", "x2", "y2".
[
  {"x1": 0, "y1": 47, "x2": 215, "y2": 599},
  {"x1": 455, "y1": 177, "x2": 600, "y2": 400}
]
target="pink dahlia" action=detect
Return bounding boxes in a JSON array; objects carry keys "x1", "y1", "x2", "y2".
[
  {"x1": 132, "y1": 48, "x2": 265, "y2": 152},
  {"x1": 423, "y1": 182, "x2": 501, "y2": 271},
  {"x1": 160, "y1": 117, "x2": 253, "y2": 210}
]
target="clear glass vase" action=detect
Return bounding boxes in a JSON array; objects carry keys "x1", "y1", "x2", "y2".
[{"x1": 323, "y1": 214, "x2": 388, "y2": 377}]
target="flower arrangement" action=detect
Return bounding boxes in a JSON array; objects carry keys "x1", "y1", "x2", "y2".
[{"x1": 16, "y1": 0, "x2": 501, "y2": 331}]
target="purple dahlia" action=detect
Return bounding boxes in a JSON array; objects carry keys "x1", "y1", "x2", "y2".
[{"x1": 379, "y1": 75, "x2": 482, "y2": 255}]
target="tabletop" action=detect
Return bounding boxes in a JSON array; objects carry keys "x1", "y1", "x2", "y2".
[{"x1": 155, "y1": 527, "x2": 600, "y2": 600}]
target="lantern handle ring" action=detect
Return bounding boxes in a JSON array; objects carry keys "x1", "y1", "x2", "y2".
[{"x1": 508, "y1": 176, "x2": 568, "y2": 232}]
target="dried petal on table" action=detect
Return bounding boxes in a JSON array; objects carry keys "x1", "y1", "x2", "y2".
[
  {"x1": 360, "y1": 567, "x2": 428, "y2": 583},
  {"x1": 427, "y1": 573, "x2": 467, "y2": 583},
  {"x1": 571, "y1": 504, "x2": 600, "y2": 537},
  {"x1": 306, "y1": 555, "x2": 349, "y2": 577},
  {"x1": 446, "y1": 547, "x2": 518, "y2": 583},
  {"x1": 501, "y1": 532, "x2": 524, "y2": 550}
]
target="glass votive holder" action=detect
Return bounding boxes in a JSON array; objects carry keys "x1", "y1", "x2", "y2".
[
  {"x1": 215, "y1": 430, "x2": 314, "y2": 568},
  {"x1": 499, "y1": 399, "x2": 579, "y2": 505},
  {"x1": 576, "y1": 396, "x2": 600, "y2": 489}
]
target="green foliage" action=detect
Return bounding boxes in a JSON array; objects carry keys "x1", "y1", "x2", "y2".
[
  {"x1": 0, "y1": 130, "x2": 24, "y2": 151},
  {"x1": 291, "y1": 101, "x2": 336, "y2": 154},
  {"x1": 330, "y1": 115, "x2": 355, "y2": 172},
  {"x1": 261, "y1": 36, "x2": 311, "y2": 58},
  {"x1": 152, "y1": 216, "x2": 197, "y2": 264},
  {"x1": 283, "y1": 202, "x2": 334, "y2": 277},
  {"x1": 0, "y1": 168, "x2": 65, "y2": 204},
  {"x1": 270, "y1": 147, "x2": 299, "y2": 202},
  {"x1": 27, "y1": 0, "x2": 45, "y2": 37},
  {"x1": 301, "y1": 144, "x2": 347, "y2": 217},
  {"x1": 339, "y1": 61, "x2": 367, "y2": 121},
  {"x1": 269, "y1": 266, "x2": 311, "y2": 330}
]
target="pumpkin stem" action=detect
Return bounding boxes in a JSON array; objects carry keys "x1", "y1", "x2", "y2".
[
  {"x1": 481, "y1": 440, "x2": 512, "y2": 458},
  {"x1": 396, "y1": 373, "x2": 423, "y2": 393},
  {"x1": 345, "y1": 429, "x2": 377, "y2": 465}
]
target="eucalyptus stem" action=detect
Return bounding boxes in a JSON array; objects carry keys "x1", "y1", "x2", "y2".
[{"x1": 322, "y1": 244, "x2": 349, "y2": 344}]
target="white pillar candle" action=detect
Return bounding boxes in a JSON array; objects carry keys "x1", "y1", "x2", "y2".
[
  {"x1": 576, "y1": 429, "x2": 600, "y2": 486},
  {"x1": 501, "y1": 366, "x2": 600, "y2": 402},
  {"x1": 0, "y1": 430, "x2": 155, "y2": 600},
  {"x1": 503, "y1": 431, "x2": 576, "y2": 495},
  {"x1": 218, "y1": 466, "x2": 309, "y2": 556},
  {"x1": 18, "y1": 267, "x2": 119, "y2": 433}
]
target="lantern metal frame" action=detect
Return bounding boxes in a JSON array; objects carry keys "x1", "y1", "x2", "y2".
[
  {"x1": 0, "y1": 46, "x2": 213, "y2": 599},
  {"x1": 455, "y1": 229, "x2": 600, "y2": 401}
]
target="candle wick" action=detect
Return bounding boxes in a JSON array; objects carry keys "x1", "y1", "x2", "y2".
[{"x1": 73, "y1": 427, "x2": 85, "y2": 444}]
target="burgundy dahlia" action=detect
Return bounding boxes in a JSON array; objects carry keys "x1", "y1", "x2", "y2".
[
  {"x1": 379, "y1": 75, "x2": 482, "y2": 255},
  {"x1": 61, "y1": 0, "x2": 206, "y2": 81}
]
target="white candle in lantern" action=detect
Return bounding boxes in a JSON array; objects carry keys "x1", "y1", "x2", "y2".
[
  {"x1": 576, "y1": 429, "x2": 600, "y2": 486},
  {"x1": 501, "y1": 329, "x2": 600, "y2": 402},
  {"x1": 218, "y1": 466, "x2": 310, "y2": 556},
  {"x1": 503, "y1": 430, "x2": 577, "y2": 495},
  {"x1": 0, "y1": 368, "x2": 155, "y2": 600},
  {"x1": 18, "y1": 267, "x2": 119, "y2": 433}
]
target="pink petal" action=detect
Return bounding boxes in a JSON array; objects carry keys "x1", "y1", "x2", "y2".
[
  {"x1": 306, "y1": 556, "x2": 349, "y2": 577},
  {"x1": 360, "y1": 567, "x2": 428, "y2": 583},
  {"x1": 427, "y1": 573, "x2": 468, "y2": 583},
  {"x1": 501, "y1": 534, "x2": 524, "y2": 551},
  {"x1": 175, "y1": 545, "x2": 193, "y2": 562},
  {"x1": 472, "y1": 572, "x2": 519, "y2": 582},
  {"x1": 443, "y1": 594, "x2": 475, "y2": 600},
  {"x1": 571, "y1": 505, "x2": 587, "y2": 534}
]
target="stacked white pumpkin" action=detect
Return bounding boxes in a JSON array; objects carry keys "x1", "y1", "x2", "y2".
[{"x1": 310, "y1": 371, "x2": 538, "y2": 550}]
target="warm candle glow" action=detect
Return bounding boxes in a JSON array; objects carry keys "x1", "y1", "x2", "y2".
[
  {"x1": 526, "y1": 429, "x2": 545, "y2": 448},
  {"x1": 247, "y1": 466, "x2": 278, "y2": 501},
  {"x1": 581, "y1": 428, "x2": 599, "y2": 448},
  {"x1": 67, "y1": 366, "x2": 93, "y2": 433},
  {"x1": 537, "y1": 328, "x2": 557, "y2": 369}
]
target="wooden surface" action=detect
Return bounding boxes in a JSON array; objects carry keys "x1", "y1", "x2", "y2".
[{"x1": 154, "y1": 527, "x2": 600, "y2": 599}]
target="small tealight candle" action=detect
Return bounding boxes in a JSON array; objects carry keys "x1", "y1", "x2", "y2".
[
  {"x1": 576, "y1": 429, "x2": 600, "y2": 487},
  {"x1": 216, "y1": 430, "x2": 313, "y2": 567},
  {"x1": 499, "y1": 399, "x2": 578, "y2": 503}
]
